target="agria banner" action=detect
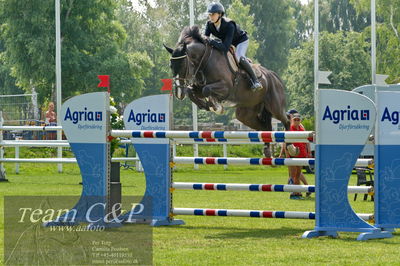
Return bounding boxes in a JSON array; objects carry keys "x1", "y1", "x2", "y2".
[
  {"x1": 60, "y1": 92, "x2": 110, "y2": 222},
  {"x1": 375, "y1": 91, "x2": 400, "y2": 229},
  {"x1": 120, "y1": 94, "x2": 182, "y2": 226},
  {"x1": 123, "y1": 94, "x2": 171, "y2": 145},
  {"x1": 304, "y1": 89, "x2": 385, "y2": 240}
]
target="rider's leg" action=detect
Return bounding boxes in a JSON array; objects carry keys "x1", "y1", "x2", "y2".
[
  {"x1": 239, "y1": 56, "x2": 262, "y2": 91},
  {"x1": 235, "y1": 40, "x2": 249, "y2": 61},
  {"x1": 235, "y1": 40, "x2": 262, "y2": 91}
]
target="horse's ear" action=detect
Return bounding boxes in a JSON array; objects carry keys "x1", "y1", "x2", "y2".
[{"x1": 163, "y1": 43, "x2": 173, "y2": 54}]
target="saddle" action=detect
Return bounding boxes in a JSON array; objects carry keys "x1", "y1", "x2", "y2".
[{"x1": 226, "y1": 46, "x2": 262, "y2": 79}]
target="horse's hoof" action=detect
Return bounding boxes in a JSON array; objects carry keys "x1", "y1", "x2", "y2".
[
  {"x1": 215, "y1": 105, "x2": 224, "y2": 114},
  {"x1": 210, "y1": 105, "x2": 224, "y2": 115}
]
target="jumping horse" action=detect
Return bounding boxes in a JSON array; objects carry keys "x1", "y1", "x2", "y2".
[{"x1": 164, "y1": 26, "x2": 290, "y2": 157}]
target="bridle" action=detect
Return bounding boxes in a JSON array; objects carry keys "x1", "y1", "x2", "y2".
[
  {"x1": 170, "y1": 42, "x2": 212, "y2": 89},
  {"x1": 170, "y1": 54, "x2": 191, "y2": 89}
]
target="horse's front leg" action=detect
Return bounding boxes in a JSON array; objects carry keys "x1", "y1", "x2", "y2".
[
  {"x1": 202, "y1": 81, "x2": 229, "y2": 114},
  {"x1": 187, "y1": 87, "x2": 208, "y2": 110},
  {"x1": 202, "y1": 81, "x2": 229, "y2": 100}
]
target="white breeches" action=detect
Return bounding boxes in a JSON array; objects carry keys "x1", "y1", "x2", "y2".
[{"x1": 235, "y1": 39, "x2": 249, "y2": 61}]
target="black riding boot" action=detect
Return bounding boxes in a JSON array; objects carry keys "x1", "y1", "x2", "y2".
[{"x1": 239, "y1": 57, "x2": 262, "y2": 91}]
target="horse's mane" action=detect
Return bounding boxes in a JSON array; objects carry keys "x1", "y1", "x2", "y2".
[{"x1": 178, "y1": 25, "x2": 205, "y2": 44}]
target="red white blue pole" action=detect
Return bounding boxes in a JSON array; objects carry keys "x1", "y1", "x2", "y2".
[
  {"x1": 111, "y1": 130, "x2": 314, "y2": 142},
  {"x1": 172, "y1": 182, "x2": 372, "y2": 194},
  {"x1": 173, "y1": 208, "x2": 373, "y2": 221},
  {"x1": 173, "y1": 157, "x2": 372, "y2": 167}
]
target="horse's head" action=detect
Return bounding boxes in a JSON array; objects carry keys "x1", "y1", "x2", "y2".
[
  {"x1": 164, "y1": 42, "x2": 194, "y2": 100},
  {"x1": 164, "y1": 25, "x2": 207, "y2": 100}
]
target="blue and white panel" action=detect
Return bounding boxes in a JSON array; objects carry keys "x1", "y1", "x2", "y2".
[
  {"x1": 122, "y1": 94, "x2": 181, "y2": 226},
  {"x1": 60, "y1": 92, "x2": 109, "y2": 222},
  {"x1": 375, "y1": 91, "x2": 400, "y2": 228},
  {"x1": 315, "y1": 89, "x2": 376, "y2": 232}
]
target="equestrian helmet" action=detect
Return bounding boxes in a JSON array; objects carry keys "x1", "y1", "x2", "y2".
[{"x1": 207, "y1": 2, "x2": 225, "y2": 15}]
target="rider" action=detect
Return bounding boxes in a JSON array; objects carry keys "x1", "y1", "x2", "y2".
[{"x1": 204, "y1": 2, "x2": 262, "y2": 91}]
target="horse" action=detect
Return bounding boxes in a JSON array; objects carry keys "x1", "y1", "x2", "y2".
[{"x1": 164, "y1": 25, "x2": 290, "y2": 157}]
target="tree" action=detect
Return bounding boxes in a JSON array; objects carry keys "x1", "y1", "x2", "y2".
[
  {"x1": 0, "y1": 0, "x2": 145, "y2": 105},
  {"x1": 284, "y1": 31, "x2": 371, "y2": 117},
  {"x1": 241, "y1": 0, "x2": 295, "y2": 75},
  {"x1": 319, "y1": 0, "x2": 370, "y2": 33},
  {"x1": 226, "y1": 0, "x2": 259, "y2": 59},
  {"x1": 290, "y1": 0, "x2": 313, "y2": 49},
  {"x1": 350, "y1": 0, "x2": 400, "y2": 83},
  {"x1": 0, "y1": 33, "x2": 21, "y2": 95}
]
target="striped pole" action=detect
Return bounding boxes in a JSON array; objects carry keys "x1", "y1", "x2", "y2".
[
  {"x1": 173, "y1": 138, "x2": 311, "y2": 143},
  {"x1": 172, "y1": 208, "x2": 373, "y2": 221},
  {"x1": 172, "y1": 182, "x2": 372, "y2": 194},
  {"x1": 111, "y1": 130, "x2": 314, "y2": 143},
  {"x1": 173, "y1": 157, "x2": 373, "y2": 167}
]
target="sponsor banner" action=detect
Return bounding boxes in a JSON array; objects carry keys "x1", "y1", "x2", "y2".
[
  {"x1": 375, "y1": 91, "x2": 400, "y2": 228},
  {"x1": 123, "y1": 94, "x2": 171, "y2": 144},
  {"x1": 61, "y1": 92, "x2": 110, "y2": 220},
  {"x1": 318, "y1": 89, "x2": 376, "y2": 145},
  {"x1": 61, "y1": 92, "x2": 108, "y2": 144},
  {"x1": 376, "y1": 91, "x2": 400, "y2": 145},
  {"x1": 312, "y1": 89, "x2": 377, "y2": 236}
]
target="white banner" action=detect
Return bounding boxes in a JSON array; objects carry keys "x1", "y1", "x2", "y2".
[
  {"x1": 61, "y1": 92, "x2": 108, "y2": 144},
  {"x1": 317, "y1": 89, "x2": 376, "y2": 145}
]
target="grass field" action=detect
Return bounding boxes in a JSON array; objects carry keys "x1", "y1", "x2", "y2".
[{"x1": 0, "y1": 163, "x2": 399, "y2": 265}]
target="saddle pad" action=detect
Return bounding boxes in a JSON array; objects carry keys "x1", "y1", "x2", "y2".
[{"x1": 227, "y1": 48, "x2": 239, "y2": 72}]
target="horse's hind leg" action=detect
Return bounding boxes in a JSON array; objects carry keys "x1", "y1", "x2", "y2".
[
  {"x1": 236, "y1": 106, "x2": 270, "y2": 131},
  {"x1": 260, "y1": 109, "x2": 273, "y2": 157}
]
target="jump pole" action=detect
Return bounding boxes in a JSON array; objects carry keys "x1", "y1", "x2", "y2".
[
  {"x1": 172, "y1": 182, "x2": 372, "y2": 194},
  {"x1": 172, "y1": 208, "x2": 374, "y2": 222}
]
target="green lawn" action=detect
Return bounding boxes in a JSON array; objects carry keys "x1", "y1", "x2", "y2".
[{"x1": 0, "y1": 163, "x2": 398, "y2": 265}]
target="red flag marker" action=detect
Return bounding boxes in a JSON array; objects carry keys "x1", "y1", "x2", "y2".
[
  {"x1": 160, "y1": 79, "x2": 173, "y2": 95},
  {"x1": 98, "y1": 75, "x2": 110, "y2": 93}
]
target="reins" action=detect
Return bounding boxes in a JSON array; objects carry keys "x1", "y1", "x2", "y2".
[{"x1": 170, "y1": 42, "x2": 212, "y2": 88}]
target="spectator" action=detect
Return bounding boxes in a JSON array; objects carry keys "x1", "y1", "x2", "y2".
[
  {"x1": 45, "y1": 102, "x2": 57, "y2": 140},
  {"x1": 279, "y1": 111, "x2": 312, "y2": 199}
]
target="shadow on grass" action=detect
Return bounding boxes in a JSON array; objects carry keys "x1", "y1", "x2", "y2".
[
  {"x1": 165, "y1": 225, "x2": 399, "y2": 243},
  {"x1": 175, "y1": 225, "x2": 306, "y2": 239}
]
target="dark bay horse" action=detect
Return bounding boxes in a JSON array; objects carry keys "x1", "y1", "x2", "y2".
[{"x1": 164, "y1": 26, "x2": 290, "y2": 157}]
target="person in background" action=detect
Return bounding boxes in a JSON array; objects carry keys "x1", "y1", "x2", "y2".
[
  {"x1": 279, "y1": 110, "x2": 312, "y2": 199},
  {"x1": 45, "y1": 102, "x2": 57, "y2": 140}
]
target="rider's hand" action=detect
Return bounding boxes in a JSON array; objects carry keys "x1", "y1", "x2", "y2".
[{"x1": 209, "y1": 39, "x2": 219, "y2": 47}]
